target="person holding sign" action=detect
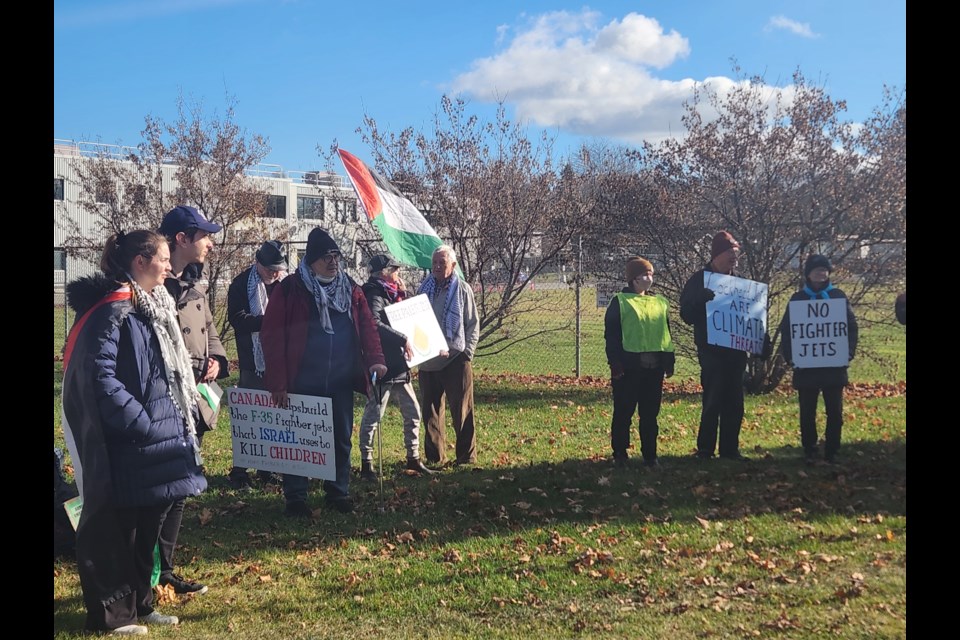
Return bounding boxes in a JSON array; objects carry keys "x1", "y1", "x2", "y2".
[
  {"x1": 358, "y1": 254, "x2": 435, "y2": 479},
  {"x1": 261, "y1": 228, "x2": 387, "y2": 516},
  {"x1": 680, "y1": 231, "x2": 765, "y2": 461},
  {"x1": 604, "y1": 257, "x2": 676, "y2": 468},
  {"x1": 417, "y1": 245, "x2": 481, "y2": 467},
  {"x1": 226, "y1": 240, "x2": 287, "y2": 490},
  {"x1": 778, "y1": 255, "x2": 859, "y2": 464},
  {"x1": 62, "y1": 230, "x2": 206, "y2": 634}
]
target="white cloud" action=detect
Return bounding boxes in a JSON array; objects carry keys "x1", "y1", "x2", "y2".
[
  {"x1": 452, "y1": 10, "x2": 797, "y2": 144},
  {"x1": 495, "y1": 24, "x2": 509, "y2": 46},
  {"x1": 765, "y1": 16, "x2": 819, "y2": 39}
]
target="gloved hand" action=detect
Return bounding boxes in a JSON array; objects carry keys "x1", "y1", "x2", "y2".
[
  {"x1": 699, "y1": 288, "x2": 716, "y2": 304},
  {"x1": 610, "y1": 362, "x2": 625, "y2": 381}
]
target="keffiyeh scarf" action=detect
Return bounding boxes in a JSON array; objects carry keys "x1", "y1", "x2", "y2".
[
  {"x1": 247, "y1": 265, "x2": 282, "y2": 376},
  {"x1": 297, "y1": 259, "x2": 353, "y2": 333},
  {"x1": 418, "y1": 273, "x2": 465, "y2": 353}
]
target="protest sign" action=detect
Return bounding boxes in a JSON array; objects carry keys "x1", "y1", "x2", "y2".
[
  {"x1": 228, "y1": 388, "x2": 336, "y2": 481},
  {"x1": 595, "y1": 282, "x2": 620, "y2": 309},
  {"x1": 704, "y1": 273, "x2": 768, "y2": 354},
  {"x1": 383, "y1": 293, "x2": 448, "y2": 368},
  {"x1": 788, "y1": 298, "x2": 851, "y2": 368}
]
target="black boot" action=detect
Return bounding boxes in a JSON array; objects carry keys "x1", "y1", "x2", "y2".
[
  {"x1": 360, "y1": 460, "x2": 379, "y2": 481},
  {"x1": 406, "y1": 457, "x2": 437, "y2": 475}
]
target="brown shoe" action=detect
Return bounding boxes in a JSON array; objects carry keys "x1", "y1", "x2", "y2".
[{"x1": 406, "y1": 458, "x2": 437, "y2": 475}]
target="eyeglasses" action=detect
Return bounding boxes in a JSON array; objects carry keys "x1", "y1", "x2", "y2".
[{"x1": 320, "y1": 253, "x2": 342, "y2": 262}]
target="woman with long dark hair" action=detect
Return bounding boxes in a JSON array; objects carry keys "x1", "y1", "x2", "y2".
[{"x1": 62, "y1": 230, "x2": 206, "y2": 635}]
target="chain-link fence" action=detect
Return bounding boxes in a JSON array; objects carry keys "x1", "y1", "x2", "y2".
[{"x1": 54, "y1": 244, "x2": 617, "y2": 377}]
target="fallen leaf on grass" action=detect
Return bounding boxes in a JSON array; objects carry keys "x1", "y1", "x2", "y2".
[
  {"x1": 442, "y1": 549, "x2": 463, "y2": 563},
  {"x1": 258, "y1": 574, "x2": 272, "y2": 583},
  {"x1": 198, "y1": 508, "x2": 213, "y2": 526},
  {"x1": 695, "y1": 516, "x2": 711, "y2": 530},
  {"x1": 153, "y1": 583, "x2": 177, "y2": 605}
]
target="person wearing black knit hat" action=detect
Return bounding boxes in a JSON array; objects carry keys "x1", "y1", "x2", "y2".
[
  {"x1": 679, "y1": 231, "x2": 770, "y2": 461},
  {"x1": 226, "y1": 240, "x2": 287, "y2": 490},
  {"x1": 778, "y1": 254, "x2": 859, "y2": 464},
  {"x1": 260, "y1": 228, "x2": 387, "y2": 516}
]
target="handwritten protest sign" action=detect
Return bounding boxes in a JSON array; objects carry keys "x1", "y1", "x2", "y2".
[
  {"x1": 383, "y1": 293, "x2": 448, "y2": 368},
  {"x1": 704, "y1": 273, "x2": 768, "y2": 354},
  {"x1": 228, "y1": 388, "x2": 336, "y2": 481},
  {"x1": 788, "y1": 298, "x2": 850, "y2": 368},
  {"x1": 595, "y1": 282, "x2": 620, "y2": 309}
]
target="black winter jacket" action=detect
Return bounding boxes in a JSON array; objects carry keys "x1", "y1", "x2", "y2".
[
  {"x1": 361, "y1": 278, "x2": 412, "y2": 383},
  {"x1": 778, "y1": 283, "x2": 859, "y2": 389},
  {"x1": 63, "y1": 274, "x2": 207, "y2": 508}
]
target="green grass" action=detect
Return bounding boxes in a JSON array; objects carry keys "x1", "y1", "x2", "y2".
[{"x1": 54, "y1": 363, "x2": 906, "y2": 637}]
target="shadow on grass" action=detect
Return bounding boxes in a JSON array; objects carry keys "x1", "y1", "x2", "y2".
[
  {"x1": 53, "y1": 436, "x2": 905, "y2": 636},
  {"x1": 163, "y1": 436, "x2": 905, "y2": 565}
]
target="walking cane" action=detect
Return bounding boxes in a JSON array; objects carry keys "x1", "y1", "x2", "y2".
[{"x1": 371, "y1": 371, "x2": 386, "y2": 514}]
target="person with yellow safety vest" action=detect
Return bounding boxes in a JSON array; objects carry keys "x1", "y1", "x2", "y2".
[{"x1": 604, "y1": 257, "x2": 676, "y2": 468}]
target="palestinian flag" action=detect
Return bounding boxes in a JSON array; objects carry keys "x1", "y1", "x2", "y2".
[{"x1": 338, "y1": 148, "x2": 445, "y2": 271}]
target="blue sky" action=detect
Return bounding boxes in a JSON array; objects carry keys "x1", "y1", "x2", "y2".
[{"x1": 54, "y1": 0, "x2": 905, "y2": 173}]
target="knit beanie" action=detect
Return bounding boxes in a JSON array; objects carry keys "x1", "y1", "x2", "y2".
[
  {"x1": 304, "y1": 228, "x2": 341, "y2": 267},
  {"x1": 625, "y1": 257, "x2": 654, "y2": 285},
  {"x1": 256, "y1": 240, "x2": 287, "y2": 270},
  {"x1": 710, "y1": 231, "x2": 740, "y2": 259},
  {"x1": 804, "y1": 254, "x2": 832, "y2": 278}
]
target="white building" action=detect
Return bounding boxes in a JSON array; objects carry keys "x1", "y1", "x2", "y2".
[{"x1": 54, "y1": 139, "x2": 377, "y2": 301}]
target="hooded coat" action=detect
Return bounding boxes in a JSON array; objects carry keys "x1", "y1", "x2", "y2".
[{"x1": 62, "y1": 273, "x2": 207, "y2": 509}]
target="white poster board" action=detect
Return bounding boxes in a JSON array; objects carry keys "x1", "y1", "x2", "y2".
[
  {"x1": 228, "y1": 388, "x2": 336, "y2": 481},
  {"x1": 595, "y1": 282, "x2": 620, "y2": 309},
  {"x1": 704, "y1": 273, "x2": 769, "y2": 354},
  {"x1": 383, "y1": 293, "x2": 448, "y2": 368},
  {"x1": 788, "y1": 298, "x2": 851, "y2": 368}
]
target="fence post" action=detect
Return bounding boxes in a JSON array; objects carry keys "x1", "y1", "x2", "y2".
[{"x1": 575, "y1": 235, "x2": 582, "y2": 378}]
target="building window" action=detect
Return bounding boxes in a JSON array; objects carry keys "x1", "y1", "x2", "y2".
[
  {"x1": 264, "y1": 195, "x2": 287, "y2": 219},
  {"x1": 335, "y1": 199, "x2": 358, "y2": 223},
  {"x1": 297, "y1": 195, "x2": 324, "y2": 220},
  {"x1": 54, "y1": 178, "x2": 65, "y2": 201},
  {"x1": 54, "y1": 248, "x2": 66, "y2": 271}
]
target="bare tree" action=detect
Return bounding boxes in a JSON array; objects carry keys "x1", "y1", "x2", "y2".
[
  {"x1": 60, "y1": 95, "x2": 282, "y2": 338},
  {"x1": 611, "y1": 68, "x2": 906, "y2": 391},
  {"x1": 358, "y1": 97, "x2": 602, "y2": 355}
]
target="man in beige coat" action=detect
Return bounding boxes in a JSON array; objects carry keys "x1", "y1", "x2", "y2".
[{"x1": 156, "y1": 205, "x2": 229, "y2": 595}]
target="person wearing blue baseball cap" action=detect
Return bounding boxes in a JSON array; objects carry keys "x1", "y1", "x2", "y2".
[{"x1": 154, "y1": 205, "x2": 229, "y2": 596}]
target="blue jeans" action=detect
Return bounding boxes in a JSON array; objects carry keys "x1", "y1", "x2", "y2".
[{"x1": 282, "y1": 384, "x2": 355, "y2": 504}]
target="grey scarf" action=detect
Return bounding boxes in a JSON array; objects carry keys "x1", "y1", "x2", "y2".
[{"x1": 128, "y1": 276, "x2": 203, "y2": 465}]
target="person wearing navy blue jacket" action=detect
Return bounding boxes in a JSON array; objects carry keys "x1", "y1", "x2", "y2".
[
  {"x1": 778, "y1": 255, "x2": 859, "y2": 463},
  {"x1": 62, "y1": 230, "x2": 207, "y2": 635}
]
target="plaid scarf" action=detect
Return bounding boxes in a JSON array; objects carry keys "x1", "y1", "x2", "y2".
[
  {"x1": 376, "y1": 277, "x2": 405, "y2": 303},
  {"x1": 297, "y1": 259, "x2": 352, "y2": 333}
]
